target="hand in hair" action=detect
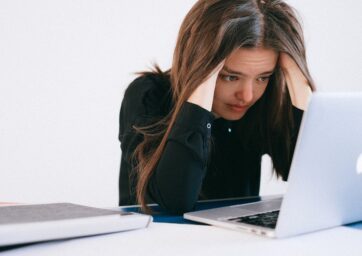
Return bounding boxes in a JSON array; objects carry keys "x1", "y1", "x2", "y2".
[
  {"x1": 187, "y1": 61, "x2": 225, "y2": 112},
  {"x1": 279, "y1": 53, "x2": 312, "y2": 111}
]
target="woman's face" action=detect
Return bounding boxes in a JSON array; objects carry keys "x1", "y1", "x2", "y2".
[{"x1": 212, "y1": 47, "x2": 278, "y2": 120}]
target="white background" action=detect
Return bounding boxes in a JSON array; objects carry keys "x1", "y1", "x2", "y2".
[{"x1": 0, "y1": 0, "x2": 361, "y2": 207}]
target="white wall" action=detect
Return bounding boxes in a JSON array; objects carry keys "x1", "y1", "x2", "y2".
[{"x1": 1, "y1": 0, "x2": 361, "y2": 207}]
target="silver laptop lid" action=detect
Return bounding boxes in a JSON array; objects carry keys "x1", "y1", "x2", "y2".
[{"x1": 276, "y1": 92, "x2": 362, "y2": 237}]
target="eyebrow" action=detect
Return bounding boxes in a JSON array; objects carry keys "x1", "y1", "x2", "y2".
[{"x1": 222, "y1": 65, "x2": 274, "y2": 76}]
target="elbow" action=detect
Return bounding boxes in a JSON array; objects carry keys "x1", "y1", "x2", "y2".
[
  {"x1": 148, "y1": 168, "x2": 203, "y2": 214},
  {"x1": 159, "y1": 197, "x2": 197, "y2": 215},
  {"x1": 148, "y1": 185, "x2": 198, "y2": 214}
]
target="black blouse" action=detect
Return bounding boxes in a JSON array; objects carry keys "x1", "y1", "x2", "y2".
[{"x1": 118, "y1": 73, "x2": 303, "y2": 213}]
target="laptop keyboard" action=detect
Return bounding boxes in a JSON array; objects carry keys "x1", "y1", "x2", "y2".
[{"x1": 228, "y1": 210, "x2": 280, "y2": 229}]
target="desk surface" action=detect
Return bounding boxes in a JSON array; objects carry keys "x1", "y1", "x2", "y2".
[
  {"x1": 3, "y1": 222, "x2": 362, "y2": 256},
  {"x1": 2, "y1": 197, "x2": 362, "y2": 256}
]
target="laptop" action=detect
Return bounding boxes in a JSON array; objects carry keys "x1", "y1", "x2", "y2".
[
  {"x1": 184, "y1": 92, "x2": 362, "y2": 238},
  {"x1": 0, "y1": 203, "x2": 152, "y2": 247}
]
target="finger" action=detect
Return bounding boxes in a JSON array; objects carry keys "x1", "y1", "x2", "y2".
[
  {"x1": 209, "y1": 60, "x2": 225, "y2": 77},
  {"x1": 215, "y1": 60, "x2": 225, "y2": 72},
  {"x1": 279, "y1": 52, "x2": 297, "y2": 70}
]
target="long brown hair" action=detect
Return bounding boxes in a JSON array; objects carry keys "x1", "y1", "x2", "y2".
[{"x1": 133, "y1": 0, "x2": 316, "y2": 212}]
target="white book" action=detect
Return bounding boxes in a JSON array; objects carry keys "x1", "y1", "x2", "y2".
[{"x1": 0, "y1": 203, "x2": 152, "y2": 247}]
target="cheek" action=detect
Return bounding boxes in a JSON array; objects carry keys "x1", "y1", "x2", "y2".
[
  {"x1": 253, "y1": 86, "x2": 268, "y2": 101},
  {"x1": 214, "y1": 84, "x2": 233, "y2": 102}
]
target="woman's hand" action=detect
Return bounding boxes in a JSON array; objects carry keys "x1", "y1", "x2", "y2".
[
  {"x1": 279, "y1": 53, "x2": 312, "y2": 111},
  {"x1": 187, "y1": 61, "x2": 225, "y2": 111}
]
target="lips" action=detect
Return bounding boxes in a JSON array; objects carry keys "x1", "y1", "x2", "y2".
[{"x1": 227, "y1": 104, "x2": 248, "y2": 112}]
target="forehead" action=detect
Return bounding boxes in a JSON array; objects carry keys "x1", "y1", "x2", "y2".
[{"x1": 224, "y1": 47, "x2": 278, "y2": 75}]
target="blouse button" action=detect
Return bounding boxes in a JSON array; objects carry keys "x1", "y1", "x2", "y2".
[
  {"x1": 228, "y1": 128, "x2": 232, "y2": 133},
  {"x1": 206, "y1": 123, "x2": 211, "y2": 129}
]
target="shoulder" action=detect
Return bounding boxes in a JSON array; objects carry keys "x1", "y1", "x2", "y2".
[
  {"x1": 121, "y1": 72, "x2": 172, "y2": 124},
  {"x1": 126, "y1": 72, "x2": 171, "y2": 101},
  {"x1": 124, "y1": 73, "x2": 167, "y2": 98}
]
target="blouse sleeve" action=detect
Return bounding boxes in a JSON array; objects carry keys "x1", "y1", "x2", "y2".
[
  {"x1": 119, "y1": 76, "x2": 160, "y2": 206},
  {"x1": 282, "y1": 106, "x2": 304, "y2": 181},
  {"x1": 147, "y1": 102, "x2": 214, "y2": 214},
  {"x1": 119, "y1": 75, "x2": 214, "y2": 213}
]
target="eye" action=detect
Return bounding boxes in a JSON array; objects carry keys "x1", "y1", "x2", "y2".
[
  {"x1": 256, "y1": 76, "x2": 271, "y2": 83},
  {"x1": 219, "y1": 74, "x2": 239, "y2": 82}
]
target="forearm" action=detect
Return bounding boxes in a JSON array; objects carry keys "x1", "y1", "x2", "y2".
[
  {"x1": 147, "y1": 102, "x2": 213, "y2": 214},
  {"x1": 283, "y1": 66, "x2": 312, "y2": 111},
  {"x1": 187, "y1": 61, "x2": 224, "y2": 111},
  {"x1": 279, "y1": 53, "x2": 312, "y2": 111},
  {"x1": 187, "y1": 77, "x2": 217, "y2": 111},
  {"x1": 148, "y1": 138, "x2": 207, "y2": 214}
]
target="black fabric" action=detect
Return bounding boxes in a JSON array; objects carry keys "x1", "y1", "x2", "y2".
[{"x1": 118, "y1": 73, "x2": 304, "y2": 214}]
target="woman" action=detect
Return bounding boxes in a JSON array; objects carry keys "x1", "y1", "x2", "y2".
[{"x1": 119, "y1": 0, "x2": 315, "y2": 214}]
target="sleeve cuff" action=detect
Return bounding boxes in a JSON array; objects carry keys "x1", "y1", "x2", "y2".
[
  {"x1": 292, "y1": 106, "x2": 304, "y2": 128},
  {"x1": 175, "y1": 102, "x2": 215, "y2": 129}
]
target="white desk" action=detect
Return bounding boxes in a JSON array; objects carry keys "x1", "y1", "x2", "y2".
[{"x1": 3, "y1": 222, "x2": 362, "y2": 256}]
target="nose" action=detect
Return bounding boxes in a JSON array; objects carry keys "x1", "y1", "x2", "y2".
[{"x1": 235, "y1": 82, "x2": 253, "y2": 104}]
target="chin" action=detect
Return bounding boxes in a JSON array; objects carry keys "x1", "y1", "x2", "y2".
[
  {"x1": 219, "y1": 111, "x2": 246, "y2": 121},
  {"x1": 213, "y1": 104, "x2": 250, "y2": 120}
]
